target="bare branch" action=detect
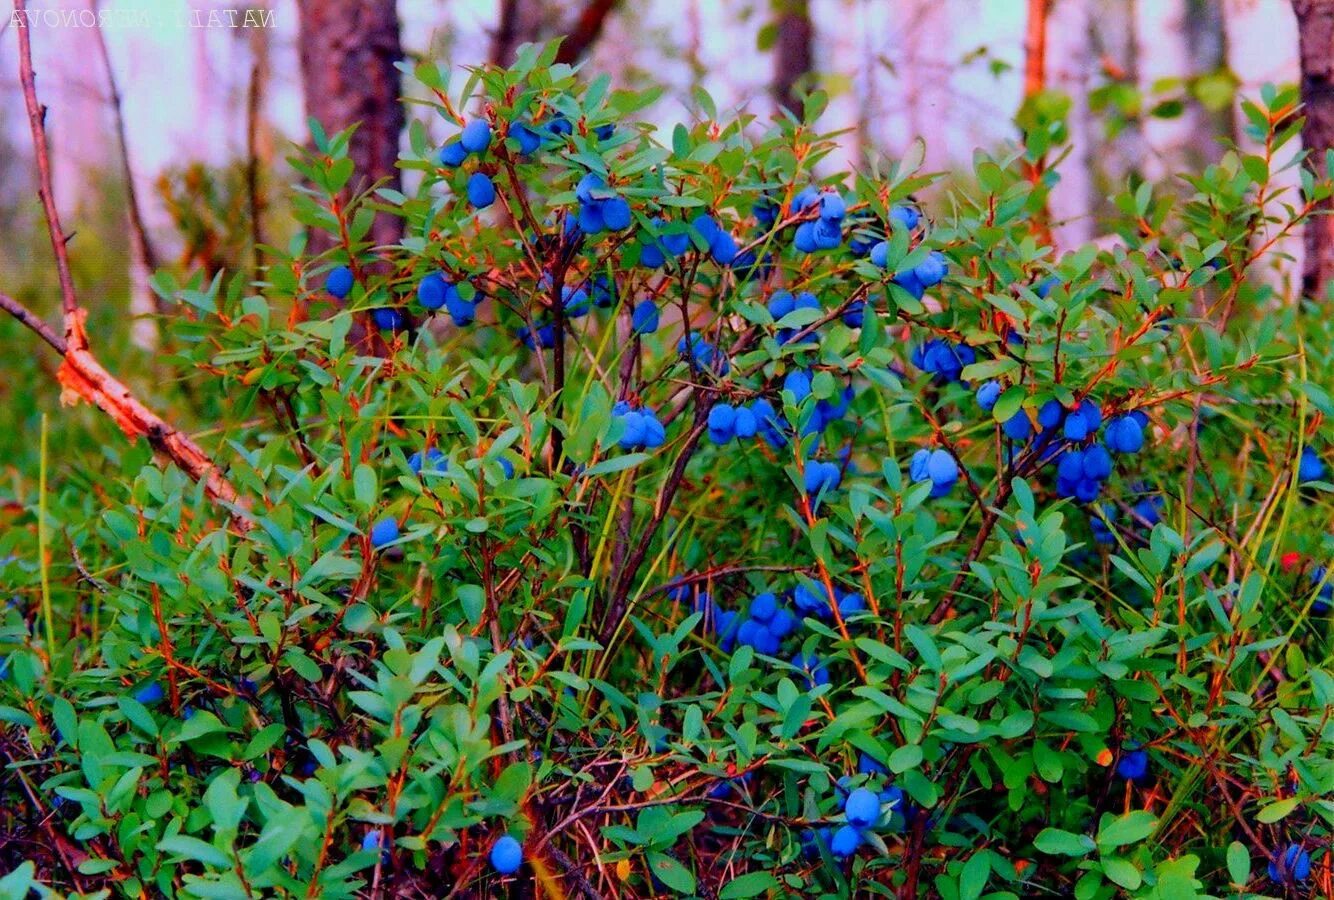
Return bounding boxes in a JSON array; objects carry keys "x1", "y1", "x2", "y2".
[
  {"x1": 8, "y1": 0, "x2": 249, "y2": 522},
  {"x1": 15, "y1": 0, "x2": 77, "y2": 320},
  {"x1": 0, "y1": 293, "x2": 65, "y2": 354}
]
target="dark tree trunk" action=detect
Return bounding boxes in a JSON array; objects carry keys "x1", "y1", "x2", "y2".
[
  {"x1": 554, "y1": 0, "x2": 620, "y2": 63},
  {"x1": 493, "y1": 0, "x2": 620, "y2": 67},
  {"x1": 296, "y1": 0, "x2": 404, "y2": 249},
  {"x1": 773, "y1": 0, "x2": 813, "y2": 116},
  {"x1": 492, "y1": 0, "x2": 547, "y2": 66},
  {"x1": 1293, "y1": 0, "x2": 1334, "y2": 298}
]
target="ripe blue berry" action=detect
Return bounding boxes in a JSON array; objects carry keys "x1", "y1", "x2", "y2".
[
  {"x1": 819, "y1": 191, "x2": 847, "y2": 221},
  {"x1": 976, "y1": 380, "x2": 1002, "y2": 412},
  {"x1": 135, "y1": 682, "x2": 165, "y2": 705},
  {"x1": 489, "y1": 834, "x2": 523, "y2": 874},
  {"x1": 466, "y1": 172, "x2": 496, "y2": 208},
  {"x1": 804, "y1": 460, "x2": 842, "y2": 496},
  {"x1": 784, "y1": 370, "x2": 812, "y2": 403},
  {"x1": 793, "y1": 222, "x2": 818, "y2": 254},
  {"x1": 1299, "y1": 446, "x2": 1325, "y2": 483},
  {"x1": 844, "y1": 787, "x2": 880, "y2": 828},
  {"x1": 830, "y1": 824, "x2": 863, "y2": 858},
  {"x1": 708, "y1": 404, "x2": 737, "y2": 444},
  {"x1": 371, "y1": 308, "x2": 405, "y2": 332},
  {"x1": 510, "y1": 122, "x2": 541, "y2": 155},
  {"x1": 324, "y1": 265, "x2": 354, "y2": 299},
  {"x1": 601, "y1": 196, "x2": 632, "y2": 231},
  {"x1": 889, "y1": 205, "x2": 920, "y2": 230},
  {"x1": 733, "y1": 405, "x2": 758, "y2": 438},
  {"x1": 1105, "y1": 415, "x2": 1145, "y2": 453},
  {"x1": 869, "y1": 240, "x2": 889, "y2": 269},
  {"x1": 926, "y1": 449, "x2": 958, "y2": 487},
  {"x1": 460, "y1": 118, "x2": 492, "y2": 154},
  {"x1": 631, "y1": 300, "x2": 659, "y2": 335},
  {"x1": 748, "y1": 592, "x2": 778, "y2": 623},
  {"x1": 913, "y1": 250, "x2": 948, "y2": 288},
  {"x1": 710, "y1": 229, "x2": 739, "y2": 265},
  {"x1": 417, "y1": 273, "x2": 449, "y2": 310},
  {"x1": 370, "y1": 517, "x2": 401, "y2": 548},
  {"x1": 438, "y1": 141, "x2": 468, "y2": 167}
]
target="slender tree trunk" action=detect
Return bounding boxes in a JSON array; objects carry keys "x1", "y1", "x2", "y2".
[
  {"x1": 246, "y1": 25, "x2": 271, "y2": 280},
  {"x1": 1023, "y1": 0, "x2": 1052, "y2": 240},
  {"x1": 492, "y1": 0, "x2": 546, "y2": 66},
  {"x1": 295, "y1": 0, "x2": 404, "y2": 249},
  {"x1": 773, "y1": 0, "x2": 813, "y2": 116},
  {"x1": 554, "y1": 0, "x2": 621, "y2": 63},
  {"x1": 1293, "y1": 0, "x2": 1334, "y2": 298}
]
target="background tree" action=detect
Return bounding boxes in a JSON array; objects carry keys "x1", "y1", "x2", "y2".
[
  {"x1": 772, "y1": 0, "x2": 814, "y2": 115},
  {"x1": 295, "y1": 0, "x2": 404, "y2": 248},
  {"x1": 1293, "y1": 0, "x2": 1334, "y2": 298}
]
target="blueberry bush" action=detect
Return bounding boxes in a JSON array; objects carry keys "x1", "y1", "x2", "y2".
[{"x1": 2, "y1": 44, "x2": 1333, "y2": 898}]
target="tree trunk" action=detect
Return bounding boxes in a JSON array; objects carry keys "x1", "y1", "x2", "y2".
[
  {"x1": 1293, "y1": 0, "x2": 1334, "y2": 298},
  {"x1": 296, "y1": 0, "x2": 404, "y2": 250},
  {"x1": 492, "y1": 0, "x2": 547, "y2": 66},
  {"x1": 773, "y1": 0, "x2": 813, "y2": 116}
]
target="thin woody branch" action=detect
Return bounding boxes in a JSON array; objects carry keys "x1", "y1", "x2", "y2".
[{"x1": 6, "y1": 0, "x2": 248, "y2": 521}]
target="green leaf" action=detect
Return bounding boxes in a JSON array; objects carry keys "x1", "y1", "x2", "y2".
[
  {"x1": 959, "y1": 850, "x2": 990, "y2": 900},
  {"x1": 1034, "y1": 828, "x2": 1095, "y2": 857},
  {"x1": 646, "y1": 851, "x2": 695, "y2": 894},
  {"x1": 1226, "y1": 841, "x2": 1251, "y2": 885},
  {"x1": 1255, "y1": 797, "x2": 1299, "y2": 823},
  {"x1": 1096, "y1": 811, "x2": 1157, "y2": 849},
  {"x1": 157, "y1": 834, "x2": 233, "y2": 869},
  {"x1": 719, "y1": 872, "x2": 779, "y2": 898},
  {"x1": 1100, "y1": 856, "x2": 1142, "y2": 890}
]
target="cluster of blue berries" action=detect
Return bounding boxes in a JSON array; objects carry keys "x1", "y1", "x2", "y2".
[
  {"x1": 637, "y1": 217, "x2": 693, "y2": 269},
  {"x1": 438, "y1": 119, "x2": 499, "y2": 210},
  {"x1": 613, "y1": 401, "x2": 666, "y2": 450},
  {"x1": 806, "y1": 784, "x2": 888, "y2": 860},
  {"x1": 1269, "y1": 844, "x2": 1312, "y2": 885},
  {"x1": 417, "y1": 273, "x2": 479, "y2": 326},
  {"x1": 910, "y1": 448, "x2": 959, "y2": 497},
  {"x1": 707, "y1": 402, "x2": 759, "y2": 444},
  {"x1": 690, "y1": 214, "x2": 740, "y2": 265},
  {"x1": 871, "y1": 246, "x2": 948, "y2": 300},
  {"x1": 792, "y1": 582, "x2": 865, "y2": 620},
  {"x1": 768, "y1": 290, "x2": 822, "y2": 344},
  {"x1": 732, "y1": 592, "x2": 799, "y2": 655},
  {"x1": 573, "y1": 173, "x2": 632, "y2": 234},
  {"x1": 440, "y1": 118, "x2": 493, "y2": 166},
  {"x1": 912, "y1": 339, "x2": 976, "y2": 384},
  {"x1": 792, "y1": 187, "x2": 847, "y2": 254},
  {"x1": 1115, "y1": 742, "x2": 1149, "y2": 781}
]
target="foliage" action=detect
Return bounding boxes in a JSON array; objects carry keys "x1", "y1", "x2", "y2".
[{"x1": 2, "y1": 44, "x2": 1333, "y2": 899}]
